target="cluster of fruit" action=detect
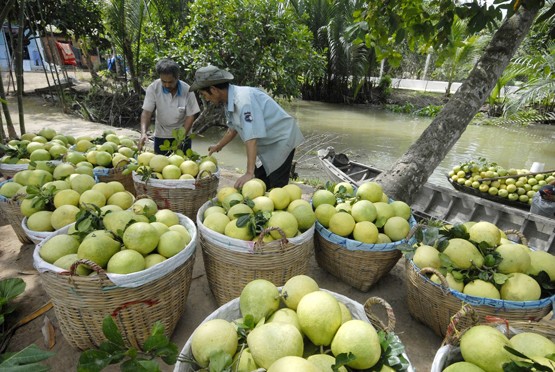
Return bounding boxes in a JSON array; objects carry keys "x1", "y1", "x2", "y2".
[
  {"x1": 311, "y1": 181, "x2": 413, "y2": 244},
  {"x1": 38, "y1": 199, "x2": 190, "y2": 275},
  {"x1": 0, "y1": 127, "x2": 73, "y2": 164},
  {"x1": 201, "y1": 180, "x2": 315, "y2": 241},
  {"x1": 188, "y1": 275, "x2": 407, "y2": 371},
  {"x1": 411, "y1": 221, "x2": 555, "y2": 301},
  {"x1": 131, "y1": 151, "x2": 218, "y2": 180},
  {"x1": 443, "y1": 324, "x2": 555, "y2": 371},
  {"x1": 448, "y1": 159, "x2": 555, "y2": 205}
]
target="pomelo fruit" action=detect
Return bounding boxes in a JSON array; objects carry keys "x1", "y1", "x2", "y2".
[
  {"x1": 286, "y1": 199, "x2": 311, "y2": 213},
  {"x1": 377, "y1": 233, "x2": 392, "y2": 244},
  {"x1": 443, "y1": 362, "x2": 486, "y2": 372},
  {"x1": 460, "y1": 325, "x2": 515, "y2": 372},
  {"x1": 468, "y1": 221, "x2": 501, "y2": 247},
  {"x1": 500, "y1": 273, "x2": 541, "y2": 301},
  {"x1": 217, "y1": 186, "x2": 239, "y2": 203},
  {"x1": 495, "y1": 243, "x2": 531, "y2": 274},
  {"x1": 53, "y1": 253, "x2": 91, "y2": 275},
  {"x1": 443, "y1": 238, "x2": 484, "y2": 269},
  {"x1": 247, "y1": 323, "x2": 303, "y2": 369},
  {"x1": 179, "y1": 160, "x2": 199, "y2": 177},
  {"x1": 161, "y1": 164, "x2": 181, "y2": 179},
  {"x1": 383, "y1": 215, "x2": 410, "y2": 242},
  {"x1": 232, "y1": 348, "x2": 258, "y2": 372},
  {"x1": 267, "y1": 308, "x2": 302, "y2": 333},
  {"x1": 144, "y1": 253, "x2": 167, "y2": 268},
  {"x1": 350, "y1": 200, "x2": 377, "y2": 223},
  {"x1": 314, "y1": 203, "x2": 337, "y2": 228},
  {"x1": 390, "y1": 200, "x2": 412, "y2": 220},
  {"x1": 281, "y1": 274, "x2": 319, "y2": 310},
  {"x1": 250, "y1": 177, "x2": 266, "y2": 193},
  {"x1": 267, "y1": 211, "x2": 299, "y2": 239},
  {"x1": 267, "y1": 356, "x2": 319, "y2": 372},
  {"x1": 150, "y1": 221, "x2": 170, "y2": 238},
  {"x1": 0, "y1": 182, "x2": 22, "y2": 198},
  {"x1": 107, "y1": 249, "x2": 146, "y2": 274},
  {"x1": 268, "y1": 187, "x2": 290, "y2": 210},
  {"x1": 137, "y1": 152, "x2": 156, "y2": 166},
  {"x1": 527, "y1": 250, "x2": 555, "y2": 280},
  {"x1": 333, "y1": 181, "x2": 354, "y2": 196},
  {"x1": 191, "y1": 319, "x2": 238, "y2": 368},
  {"x1": 352, "y1": 221, "x2": 379, "y2": 244},
  {"x1": 149, "y1": 154, "x2": 170, "y2": 172},
  {"x1": 240, "y1": 279, "x2": 280, "y2": 323},
  {"x1": 222, "y1": 192, "x2": 244, "y2": 211},
  {"x1": 91, "y1": 182, "x2": 115, "y2": 200},
  {"x1": 157, "y1": 230, "x2": 187, "y2": 258},
  {"x1": 373, "y1": 202, "x2": 395, "y2": 227},
  {"x1": 356, "y1": 181, "x2": 383, "y2": 202},
  {"x1": 69, "y1": 174, "x2": 96, "y2": 194},
  {"x1": 132, "y1": 198, "x2": 158, "y2": 217},
  {"x1": 79, "y1": 189, "x2": 106, "y2": 208},
  {"x1": 307, "y1": 353, "x2": 348, "y2": 372},
  {"x1": 463, "y1": 279, "x2": 501, "y2": 299},
  {"x1": 510, "y1": 332, "x2": 555, "y2": 358},
  {"x1": 52, "y1": 163, "x2": 75, "y2": 180},
  {"x1": 431, "y1": 272, "x2": 465, "y2": 292},
  {"x1": 95, "y1": 151, "x2": 112, "y2": 167},
  {"x1": 335, "y1": 201, "x2": 352, "y2": 213},
  {"x1": 103, "y1": 210, "x2": 143, "y2": 234},
  {"x1": 39, "y1": 234, "x2": 80, "y2": 264},
  {"x1": 227, "y1": 203, "x2": 253, "y2": 220},
  {"x1": 77, "y1": 232, "x2": 121, "y2": 268},
  {"x1": 252, "y1": 196, "x2": 275, "y2": 213},
  {"x1": 224, "y1": 219, "x2": 254, "y2": 240},
  {"x1": 155, "y1": 209, "x2": 180, "y2": 227},
  {"x1": 290, "y1": 204, "x2": 316, "y2": 232},
  {"x1": 122, "y1": 222, "x2": 159, "y2": 255},
  {"x1": 29, "y1": 149, "x2": 51, "y2": 162},
  {"x1": 297, "y1": 291, "x2": 341, "y2": 346},
  {"x1": 107, "y1": 191, "x2": 135, "y2": 210},
  {"x1": 413, "y1": 245, "x2": 441, "y2": 269},
  {"x1": 20, "y1": 198, "x2": 44, "y2": 217},
  {"x1": 338, "y1": 302, "x2": 352, "y2": 324},
  {"x1": 203, "y1": 205, "x2": 226, "y2": 219},
  {"x1": 331, "y1": 319, "x2": 381, "y2": 370},
  {"x1": 242, "y1": 179, "x2": 265, "y2": 199},
  {"x1": 203, "y1": 213, "x2": 230, "y2": 234},
  {"x1": 328, "y1": 212, "x2": 355, "y2": 237},
  {"x1": 283, "y1": 184, "x2": 302, "y2": 202},
  {"x1": 312, "y1": 189, "x2": 336, "y2": 209},
  {"x1": 198, "y1": 160, "x2": 217, "y2": 176},
  {"x1": 27, "y1": 211, "x2": 54, "y2": 232},
  {"x1": 51, "y1": 205, "x2": 80, "y2": 230}
]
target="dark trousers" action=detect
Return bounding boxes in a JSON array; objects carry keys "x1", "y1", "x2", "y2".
[
  {"x1": 254, "y1": 149, "x2": 295, "y2": 189},
  {"x1": 153, "y1": 137, "x2": 192, "y2": 155}
]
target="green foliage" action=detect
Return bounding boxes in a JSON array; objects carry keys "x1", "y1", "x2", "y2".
[
  {"x1": 77, "y1": 316, "x2": 178, "y2": 372},
  {"x1": 0, "y1": 278, "x2": 26, "y2": 333},
  {"x1": 0, "y1": 344, "x2": 55, "y2": 371}
]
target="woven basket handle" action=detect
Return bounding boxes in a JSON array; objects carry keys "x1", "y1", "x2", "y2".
[
  {"x1": 503, "y1": 229, "x2": 528, "y2": 246},
  {"x1": 114, "y1": 158, "x2": 130, "y2": 169},
  {"x1": 441, "y1": 303, "x2": 478, "y2": 347},
  {"x1": 418, "y1": 267, "x2": 451, "y2": 295},
  {"x1": 69, "y1": 258, "x2": 108, "y2": 280},
  {"x1": 363, "y1": 297, "x2": 396, "y2": 333},
  {"x1": 194, "y1": 169, "x2": 213, "y2": 188},
  {"x1": 254, "y1": 227, "x2": 288, "y2": 251}
]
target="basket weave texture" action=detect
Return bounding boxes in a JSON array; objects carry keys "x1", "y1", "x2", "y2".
[
  {"x1": 314, "y1": 216, "x2": 416, "y2": 292},
  {"x1": 33, "y1": 214, "x2": 197, "y2": 350},
  {"x1": 197, "y1": 200, "x2": 314, "y2": 306},
  {"x1": 0, "y1": 184, "x2": 32, "y2": 244},
  {"x1": 406, "y1": 259, "x2": 554, "y2": 337},
  {"x1": 94, "y1": 167, "x2": 136, "y2": 195},
  {"x1": 133, "y1": 171, "x2": 219, "y2": 220}
]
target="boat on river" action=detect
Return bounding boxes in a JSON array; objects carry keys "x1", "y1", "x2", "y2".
[{"x1": 317, "y1": 147, "x2": 555, "y2": 253}]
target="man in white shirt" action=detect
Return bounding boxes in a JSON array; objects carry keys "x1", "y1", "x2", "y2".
[{"x1": 139, "y1": 59, "x2": 200, "y2": 154}]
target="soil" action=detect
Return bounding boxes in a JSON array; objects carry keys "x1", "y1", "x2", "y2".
[{"x1": 0, "y1": 72, "x2": 443, "y2": 371}]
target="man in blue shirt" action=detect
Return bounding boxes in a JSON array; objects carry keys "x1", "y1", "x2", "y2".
[
  {"x1": 139, "y1": 59, "x2": 200, "y2": 154},
  {"x1": 190, "y1": 65, "x2": 304, "y2": 189}
]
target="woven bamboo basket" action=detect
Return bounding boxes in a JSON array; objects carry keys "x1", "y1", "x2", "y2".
[
  {"x1": 406, "y1": 260, "x2": 554, "y2": 337},
  {"x1": 0, "y1": 184, "x2": 32, "y2": 244},
  {"x1": 94, "y1": 166, "x2": 136, "y2": 195},
  {"x1": 0, "y1": 163, "x2": 28, "y2": 179},
  {"x1": 314, "y1": 215, "x2": 417, "y2": 292},
  {"x1": 197, "y1": 200, "x2": 314, "y2": 306},
  {"x1": 32, "y1": 214, "x2": 197, "y2": 350},
  {"x1": 174, "y1": 292, "x2": 415, "y2": 372},
  {"x1": 133, "y1": 169, "x2": 219, "y2": 220},
  {"x1": 431, "y1": 305, "x2": 555, "y2": 371}
]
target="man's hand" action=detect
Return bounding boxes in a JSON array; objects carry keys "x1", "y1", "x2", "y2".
[
  {"x1": 234, "y1": 173, "x2": 255, "y2": 189},
  {"x1": 138, "y1": 133, "x2": 148, "y2": 151},
  {"x1": 208, "y1": 144, "x2": 221, "y2": 156}
]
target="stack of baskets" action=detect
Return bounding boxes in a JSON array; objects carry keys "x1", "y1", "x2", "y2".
[
  {"x1": 133, "y1": 170, "x2": 219, "y2": 220},
  {"x1": 32, "y1": 214, "x2": 197, "y2": 350},
  {"x1": 197, "y1": 199, "x2": 314, "y2": 306},
  {"x1": 0, "y1": 180, "x2": 32, "y2": 244},
  {"x1": 314, "y1": 215, "x2": 417, "y2": 291}
]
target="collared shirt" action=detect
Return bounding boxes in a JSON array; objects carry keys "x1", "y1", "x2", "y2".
[
  {"x1": 142, "y1": 79, "x2": 200, "y2": 137},
  {"x1": 225, "y1": 85, "x2": 304, "y2": 174}
]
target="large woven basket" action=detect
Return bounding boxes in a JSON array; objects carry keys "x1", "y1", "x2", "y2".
[
  {"x1": 0, "y1": 182, "x2": 32, "y2": 244},
  {"x1": 133, "y1": 170, "x2": 219, "y2": 220},
  {"x1": 197, "y1": 200, "x2": 314, "y2": 306},
  {"x1": 174, "y1": 291, "x2": 415, "y2": 372},
  {"x1": 314, "y1": 216, "x2": 417, "y2": 292},
  {"x1": 0, "y1": 163, "x2": 28, "y2": 179},
  {"x1": 94, "y1": 167, "x2": 136, "y2": 195},
  {"x1": 32, "y1": 214, "x2": 197, "y2": 350},
  {"x1": 406, "y1": 259, "x2": 554, "y2": 337}
]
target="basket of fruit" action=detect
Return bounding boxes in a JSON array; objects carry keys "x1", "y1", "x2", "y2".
[
  {"x1": 405, "y1": 220, "x2": 555, "y2": 337},
  {"x1": 32, "y1": 203, "x2": 197, "y2": 350},
  {"x1": 312, "y1": 181, "x2": 417, "y2": 291},
  {"x1": 431, "y1": 304, "x2": 555, "y2": 371},
  {"x1": 132, "y1": 152, "x2": 219, "y2": 220},
  {"x1": 0, "y1": 180, "x2": 32, "y2": 244},
  {"x1": 174, "y1": 276, "x2": 414, "y2": 371},
  {"x1": 197, "y1": 181, "x2": 316, "y2": 306}
]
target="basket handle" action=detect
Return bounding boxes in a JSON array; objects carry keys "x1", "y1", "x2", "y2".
[
  {"x1": 253, "y1": 227, "x2": 288, "y2": 251},
  {"x1": 68, "y1": 258, "x2": 109, "y2": 280},
  {"x1": 503, "y1": 229, "x2": 528, "y2": 246},
  {"x1": 114, "y1": 158, "x2": 130, "y2": 169},
  {"x1": 441, "y1": 303, "x2": 478, "y2": 346},
  {"x1": 418, "y1": 267, "x2": 451, "y2": 295},
  {"x1": 363, "y1": 297, "x2": 396, "y2": 333}
]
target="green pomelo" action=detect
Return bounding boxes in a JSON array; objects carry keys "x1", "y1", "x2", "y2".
[
  {"x1": 191, "y1": 319, "x2": 238, "y2": 368},
  {"x1": 356, "y1": 181, "x2": 383, "y2": 202},
  {"x1": 154, "y1": 208, "x2": 179, "y2": 227},
  {"x1": 373, "y1": 202, "x2": 395, "y2": 227},
  {"x1": 203, "y1": 213, "x2": 230, "y2": 234},
  {"x1": 350, "y1": 200, "x2": 377, "y2": 223},
  {"x1": 107, "y1": 191, "x2": 135, "y2": 210},
  {"x1": 179, "y1": 160, "x2": 199, "y2": 176},
  {"x1": 107, "y1": 249, "x2": 146, "y2": 274},
  {"x1": 267, "y1": 308, "x2": 302, "y2": 334},
  {"x1": 468, "y1": 221, "x2": 501, "y2": 247},
  {"x1": 74, "y1": 165, "x2": 94, "y2": 177},
  {"x1": 48, "y1": 144, "x2": 67, "y2": 159},
  {"x1": 328, "y1": 212, "x2": 355, "y2": 237},
  {"x1": 390, "y1": 200, "x2": 412, "y2": 220},
  {"x1": 40, "y1": 234, "x2": 80, "y2": 263},
  {"x1": 527, "y1": 250, "x2": 555, "y2": 281},
  {"x1": 500, "y1": 273, "x2": 541, "y2": 301},
  {"x1": 157, "y1": 230, "x2": 186, "y2": 258},
  {"x1": 460, "y1": 325, "x2": 515, "y2": 372},
  {"x1": 198, "y1": 160, "x2": 217, "y2": 176},
  {"x1": 383, "y1": 215, "x2": 410, "y2": 242},
  {"x1": 69, "y1": 174, "x2": 96, "y2": 194},
  {"x1": 100, "y1": 205, "x2": 123, "y2": 215},
  {"x1": 331, "y1": 319, "x2": 381, "y2": 370},
  {"x1": 335, "y1": 202, "x2": 352, "y2": 213},
  {"x1": 79, "y1": 189, "x2": 107, "y2": 208},
  {"x1": 431, "y1": 272, "x2": 465, "y2": 292},
  {"x1": 443, "y1": 238, "x2": 484, "y2": 269},
  {"x1": 203, "y1": 205, "x2": 227, "y2": 219},
  {"x1": 413, "y1": 245, "x2": 441, "y2": 269},
  {"x1": 168, "y1": 224, "x2": 191, "y2": 245},
  {"x1": 510, "y1": 332, "x2": 555, "y2": 358},
  {"x1": 77, "y1": 233, "x2": 121, "y2": 268},
  {"x1": 463, "y1": 280, "x2": 501, "y2": 299},
  {"x1": 149, "y1": 221, "x2": 170, "y2": 238},
  {"x1": 443, "y1": 362, "x2": 485, "y2": 372},
  {"x1": 268, "y1": 187, "x2": 290, "y2": 210},
  {"x1": 252, "y1": 196, "x2": 275, "y2": 213},
  {"x1": 227, "y1": 203, "x2": 253, "y2": 220},
  {"x1": 26, "y1": 141, "x2": 44, "y2": 153},
  {"x1": 107, "y1": 181, "x2": 125, "y2": 193},
  {"x1": 225, "y1": 219, "x2": 254, "y2": 240},
  {"x1": 240, "y1": 279, "x2": 280, "y2": 323},
  {"x1": 233, "y1": 348, "x2": 258, "y2": 372},
  {"x1": 286, "y1": 199, "x2": 311, "y2": 213},
  {"x1": 267, "y1": 211, "x2": 299, "y2": 239},
  {"x1": 38, "y1": 127, "x2": 56, "y2": 140},
  {"x1": 122, "y1": 222, "x2": 159, "y2": 255},
  {"x1": 20, "y1": 198, "x2": 43, "y2": 217},
  {"x1": 27, "y1": 211, "x2": 54, "y2": 232},
  {"x1": 53, "y1": 253, "x2": 91, "y2": 275},
  {"x1": 27, "y1": 169, "x2": 53, "y2": 187},
  {"x1": 91, "y1": 182, "x2": 115, "y2": 200},
  {"x1": 137, "y1": 151, "x2": 155, "y2": 166},
  {"x1": 52, "y1": 163, "x2": 75, "y2": 180},
  {"x1": 217, "y1": 186, "x2": 239, "y2": 203},
  {"x1": 308, "y1": 354, "x2": 349, "y2": 372},
  {"x1": 161, "y1": 164, "x2": 181, "y2": 179},
  {"x1": 144, "y1": 253, "x2": 167, "y2": 268},
  {"x1": 281, "y1": 275, "x2": 320, "y2": 310},
  {"x1": 495, "y1": 244, "x2": 531, "y2": 274},
  {"x1": 283, "y1": 184, "x2": 303, "y2": 201},
  {"x1": 48, "y1": 180, "x2": 70, "y2": 192},
  {"x1": 333, "y1": 181, "x2": 355, "y2": 196},
  {"x1": 51, "y1": 205, "x2": 80, "y2": 230},
  {"x1": 297, "y1": 291, "x2": 341, "y2": 346},
  {"x1": 338, "y1": 302, "x2": 352, "y2": 324},
  {"x1": 13, "y1": 169, "x2": 32, "y2": 186},
  {"x1": 377, "y1": 233, "x2": 392, "y2": 244},
  {"x1": 267, "y1": 356, "x2": 319, "y2": 372},
  {"x1": 149, "y1": 154, "x2": 170, "y2": 172},
  {"x1": 352, "y1": 221, "x2": 379, "y2": 244},
  {"x1": 312, "y1": 189, "x2": 336, "y2": 209},
  {"x1": 314, "y1": 203, "x2": 337, "y2": 228},
  {"x1": 242, "y1": 179, "x2": 265, "y2": 199},
  {"x1": 247, "y1": 323, "x2": 303, "y2": 369},
  {"x1": 380, "y1": 193, "x2": 390, "y2": 203},
  {"x1": 66, "y1": 151, "x2": 87, "y2": 165},
  {"x1": 29, "y1": 149, "x2": 51, "y2": 162},
  {"x1": 132, "y1": 198, "x2": 158, "y2": 217},
  {"x1": 0, "y1": 182, "x2": 22, "y2": 198},
  {"x1": 53, "y1": 189, "x2": 81, "y2": 208},
  {"x1": 75, "y1": 140, "x2": 94, "y2": 152},
  {"x1": 290, "y1": 205, "x2": 316, "y2": 232},
  {"x1": 103, "y1": 210, "x2": 142, "y2": 234}
]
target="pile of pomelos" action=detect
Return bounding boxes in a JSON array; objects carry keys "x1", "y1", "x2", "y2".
[
  {"x1": 411, "y1": 220, "x2": 555, "y2": 301},
  {"x1": 312, "y1": 181, "x2": 413, "y2": 244},
  {"x1": 1, "y1": 127, "x2": 73, "y2": 164},
  {"x1": 38, "y1": 198, "x2": 190, "y2": 275},
  {"x1": 131, "y1": 151, "x2": 218, "y2": 180},
  {"x1": 187, "y1": 275, "x2": 408, "y2": 371}
]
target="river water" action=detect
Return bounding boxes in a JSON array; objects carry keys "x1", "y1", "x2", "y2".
[{"x1": 191, "y1": 100, "x2": 555, "y2": 187}]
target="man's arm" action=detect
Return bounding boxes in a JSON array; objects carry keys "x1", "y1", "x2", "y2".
[
  {"x1": 183, "y1": 115, "x2": 195, "y2": 137},
  {"x1": 138, "y1": 109, "x2": 153, "y2": 151},
  {"x1": 208, "y1": 128, "x2": 237, "y2": 155},
  {"x1": 234, "y1": 139, "x2": 257, "y2": 189}
]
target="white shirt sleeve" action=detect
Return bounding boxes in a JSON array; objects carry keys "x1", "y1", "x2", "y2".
[
  {"x1": 142, "y1": 82, "x2": 157, "y2": 112},
  {"x1": 185, "y1": 91, "x2": 200, "y2": 116}
]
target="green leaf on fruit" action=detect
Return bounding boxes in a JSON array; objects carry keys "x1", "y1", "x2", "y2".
[
  {"x1": 207, "y1": 350, "x2": 232, "y2": 372},
  {"x1": 333, "y1": 352, "x2": 356, "y2": 371}
]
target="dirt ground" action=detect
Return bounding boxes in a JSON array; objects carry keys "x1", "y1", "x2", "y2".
[{"x1": 0, "y1": 72, "x2": 443, "y2": 371}]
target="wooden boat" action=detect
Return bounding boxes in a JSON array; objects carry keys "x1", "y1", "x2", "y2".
[{"x1": 317, "y1": 147, "x2": 555, "y2": 254}]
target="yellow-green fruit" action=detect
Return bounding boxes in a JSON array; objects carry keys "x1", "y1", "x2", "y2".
[
  {"x1": 144, "y1": 253, "x2": 166, "y2": 268},
  {"x1": 132, "y1": 198, "x2": 158, "y2": 217},
  {"x1": 383, "y1": 215, "x2": 410, "y2": 241},
  {"x1": 191, "y1": 319, "x2": 238, "y2": 368},
  {"x1": 500, "y1": 273, "x2": 541, "y2": 301},
  {"x1": 338, "y1": 302, "x2": 352, "y2": 324},
  {"x1": 443, "y1": 238, "x2": 484, "y2": 269},
  {"x1": 527, "y1": 250, "x2": 555, "y2": 281},
  {"x1": 283, "y1": 184, "x2": 303, "y2": 201},
  {"x1": 333, "y1": 181, "x2": 355, "y2": 196},
  {"x1": 468, "y1": 221, "x2": 501, "y2": 247},
  {"x1": 149, "y1": 154, "x2": 170, "y2": 172},
  {"x1": 307, "y1": 354, "x2": 348, "y2": 372},
  {"x1": 53, "y1": 254, "x2": 91, "y2": 275},
  {"x1": 77, "y1": 232, "x2": 121, "y2": 268},
  {"x1": 240, "y1": 279, "x2": 280, "y2": 323},
  {"x1": 53, "y1": 189, "x2": 81, "y2": 208},
  {"x1": 413, "y1": 245, "x2": 441, "y2": 269},
  {"x1": 233, "y1": 348, "x2": 258, "y2": 372},
  {"x1": 495, "y1": 244, "x2": 531, "y2": 274},
  {"x1": 247, "y1": 323, "x2": 304, "y2": 369},
  {"x1": 253, "y1": 196, "x2": 275, "y2": 213},
  {"x1": 443, "y1": 362, "x2": 485, "y2": 371},
  {"x1": 203, "y1": 205, "x2": 226, "y2": 219},
  {"x1": 267, "y1": 356, "x2": 319, "y2": 372},
  {"x1": 69, "y1": 174, "x2": 96, "y2": 194},
  {"x1": 268, "y1": 187, "x2": 290, "y2": 210},
  {"x1": 107, "y1": 249, "x2": 146, "y2": 274},
  {"x1": 39, "y1": 234, "x2": 80, "y2": 263},
  {"x1": 157, "y1": 230, "x2": 186, "y2": 258},
  {"x1": 377, "y1": 233, "x2": 392, "y2": 244},
  {"x1": 267, "y1": 308, "x2": 302, "y2": 334},
  {"x1": 267, "y1": 211, "x2": 298, "y2": 239},
  {"x1": 328, "y1": 212, "x2": 355, "y2": 237},
  {"x1": 149, "y1": 221, "x2": 169, "y2": 238},
  {"x1": 224, "y1": 219, "x2": 253, "y2": 240},
  {"x1": 290, "y1": 204, "x2": 316, "y2": 232},
  {"x1": 123, "y1": 222, "x2": 159, "y2": 255},
  {"x1": 227, "y1": 203, "x2": 253, "y2": 220},
  {"x1": 217, "y1": 186, "x2": 239, "y2": 203},
  {"x1": 154, "y1": 209, "x2": 179, "y2": 227},
  {"x1": 297, "y1": 291, "x2": 342, "y2": 346},
  {"x1": 103, "y1": 210, "x2": 143, "y2": 234},
  {"x1": 203, "y1": 213, "x2": 230, "y2": 234},
  {"x1": 460, "y1": 325, "x2": 515, "y2": 372},
  {"x1": 314, "y1": 203, "x2": 337, "y2": 228},
  {"x1": 356, "y1": 181, "x2": 383, "y2": 202},
  {"x1": 312, "y1": 189, "x2": 336, "y2": 208},
  {"x1": 51, "y1": 205, "x2": 80, "y2": 230},
  {"x1": 352, "y1": 221, "x2": 379, "y2": 244},
  {"x1": 79, "y1": 189, "x2": 107, "y2": 208},
  {"x1": 530, "y1": 357, "x2": 555, "y2": 370},
  {"x1": 463, "y1": 280, "x2": 501, "y2": 299},
  {"x1": 390, "y1": 200, "x2": 411, "y2": 220},
  {"x1": 331, "y1": 319, "x2": 381, "y2": 370},
  {"x1": 27, "y1": 211, "x2": 54, "y2": 232},
  {"x1": 431, "y1": 272, "x2": 465, "y2": 292},
  {"x1": 0, "y1": 182, "x2": 22, "y2": 198},
  {"x1": 107, "y1": 191, "x2": 135, "y2": 210},
  {"x1": 242, "y1": 179, "x2": 265, "y2": 199},
  {"x1": 350, "y1": 200, "x2": 377, "y2": 223},
  {"x1": 281, "y1": 275, "x2": 320, "y2": 310},
  {"x1": 510, "y1": 332, "x2": 555, "y2": 358}
]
